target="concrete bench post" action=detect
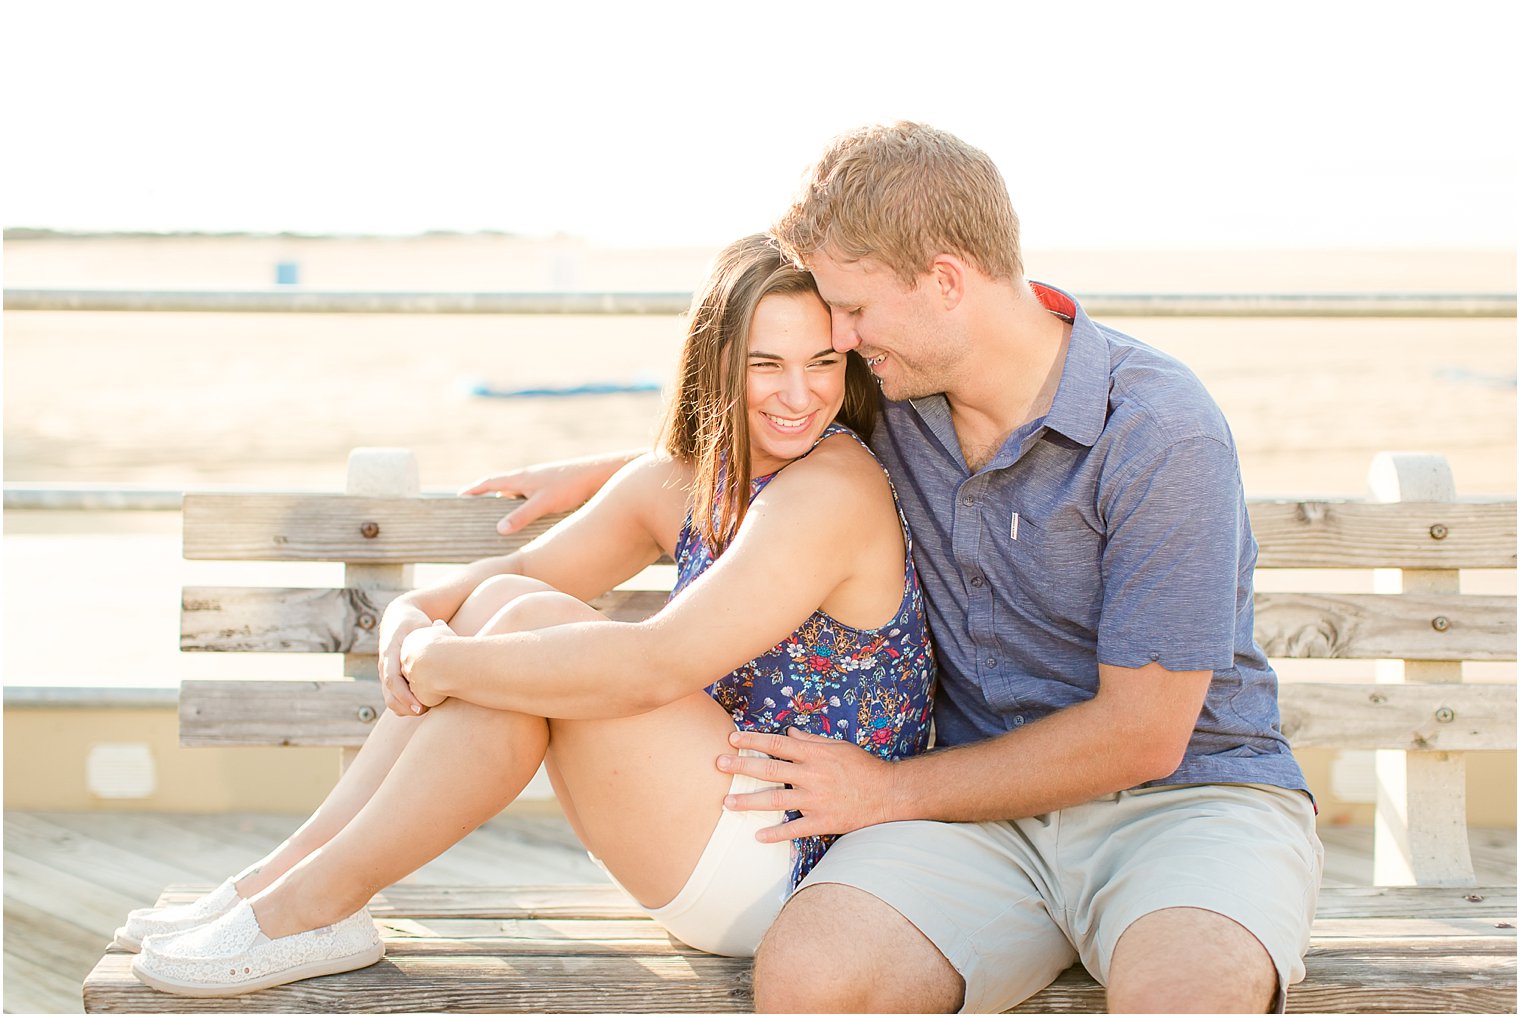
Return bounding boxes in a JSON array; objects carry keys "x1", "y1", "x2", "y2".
[{"x1": 1368, "y1": 451, "x2": 1475, "y2": 886}]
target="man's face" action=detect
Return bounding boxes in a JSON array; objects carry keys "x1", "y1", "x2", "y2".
[{"x1": 807, "y1": 251, "x2": 959, "y2": 402}]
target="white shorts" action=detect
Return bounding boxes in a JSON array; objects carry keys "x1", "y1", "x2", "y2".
[
  {"x1": 592, "y1": 748, "x2": 792, "y2": 957},
  {"x1": 797, "y1": 783, "x2": 1323, "y2": 1013}
]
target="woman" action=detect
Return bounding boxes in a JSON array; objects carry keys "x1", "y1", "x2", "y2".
[{"x1": 123, "y1": 234, "x2": 934, "y2": 997}]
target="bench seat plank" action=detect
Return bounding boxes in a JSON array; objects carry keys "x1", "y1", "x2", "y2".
[{"x1": 79, "y1": 887, "x2": 1517, "y2": 1014}]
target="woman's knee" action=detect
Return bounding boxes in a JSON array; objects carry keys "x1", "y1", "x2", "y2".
[
  {"x1": 450, "y1": 574, "x2": 555, "y2": 634},
  {"x1": 479, "y1": 589, "x2": 604, "y2": 635}
]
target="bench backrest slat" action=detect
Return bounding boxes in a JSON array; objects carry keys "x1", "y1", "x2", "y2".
[
  {"x1": 179, "y1": 678, "x2": 1517, "y2": 752},
  {"x1": 181, "y1": 587, "x2": 670, "y2": 653},
  {"x1": 184, "y1": 586, "x2": 1517, "y2": 662},
  {"x1": 183, "y1": 494, "x2": 1517, "y2": 569},
  {"x1": 182, "y1": 494, "x2": 566, "y2": 563},
  {"x1": 1249, "y1": 500, "x2": 1516, "y2": 569},
  {"x1": 176, "y1": 451, "x2": 1517, "y2": 890}
]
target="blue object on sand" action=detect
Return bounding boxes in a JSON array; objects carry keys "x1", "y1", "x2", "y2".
[{"x1": 470, "y1": 380, "x2": 663, "y2": 398}]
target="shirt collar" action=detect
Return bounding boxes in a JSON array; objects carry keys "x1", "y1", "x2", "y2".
[
  {"x1": 1031, "y1": 281, "x2": 1107, "y2": 449},
  {"x1": 905, "y1": 281, "x2": 1108, "y2": 456}
]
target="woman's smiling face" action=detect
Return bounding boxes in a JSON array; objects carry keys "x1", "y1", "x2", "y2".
[{"x1": 745, "y1": 291, "x2": 846, "y2": 476}]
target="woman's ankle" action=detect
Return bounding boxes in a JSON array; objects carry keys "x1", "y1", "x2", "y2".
[
  {"x1": 232, "y1": 864, "x2": 271, "y2": 898},
  {"x1": 249, "y1": 876, "x2": 368, "y2": 940}
]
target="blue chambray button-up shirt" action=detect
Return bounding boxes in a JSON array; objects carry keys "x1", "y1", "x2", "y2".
[{"x1": 869, "y1": 283, "x2": 1306, "y2": 793}]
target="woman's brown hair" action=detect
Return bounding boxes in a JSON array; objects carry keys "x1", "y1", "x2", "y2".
[{"x1": 659, "y1": 233, "x2": 877, "y2": 552}]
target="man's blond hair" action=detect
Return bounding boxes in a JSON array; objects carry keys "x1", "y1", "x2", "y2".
[{"x1": 772, "y1": 122, "x2": 1023, "y2": 287}]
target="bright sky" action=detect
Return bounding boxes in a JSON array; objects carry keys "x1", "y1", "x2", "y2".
[{"x1": 4, "y1": 0, "x2": 1516, "y2": 249}]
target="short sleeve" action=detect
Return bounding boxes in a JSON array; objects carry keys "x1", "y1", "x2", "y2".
[{"x1": 1096, "y1": 435, "x2": 1246, "y2": 673}]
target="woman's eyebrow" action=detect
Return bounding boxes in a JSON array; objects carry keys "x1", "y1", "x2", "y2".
[{"x1": 748, "y1": 348, "x2": 839, "y2": 361}]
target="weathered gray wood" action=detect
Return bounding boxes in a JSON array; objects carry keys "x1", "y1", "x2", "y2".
[
  {"x1": 84, "y1": 950, "x2": 755, "y2": 1013},
  {"x1": 147, "y1": 453, "x2": 1520, "y2": 1014},
  {"x1": 179, "y1": 680, "x2": 383, "y2": 747},
  {"x1": 1255, "y1": 593, "x2": 1516, "y2": 661},
  {"x1": 1278, "y1": 683, "x2": 1518, "y2": 751},
  {"x1": 185, "y1": 585, "x2": 1519, "y2": 661},
  {"x1": 182, "y1": 494, "x2": 567, "y2": 563},
  {"x1": 181, "y1": 494, "x2": 1517, "y2": 568},
  {"x1": 79, "y1": 886, "x2": 1518, "y2": 1014},
  {"x1": 181, "y1": 587, "x2": 397, "y2": 653},
  {"x1": 179, "y1": 678, "x2": 1519, "y2": 752},
  {"x1": 181, "y1": 588, "x2": 670, "y2": 652},
  {"x1": 1248, "y1": 500, "x2": 1516, "y2": 569}
]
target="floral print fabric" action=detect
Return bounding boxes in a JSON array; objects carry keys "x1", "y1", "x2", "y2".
[{"x1": 671, "y1": 424, "x2": 935, "y2": 889}]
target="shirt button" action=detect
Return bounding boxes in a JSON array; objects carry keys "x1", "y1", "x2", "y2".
[
  {"x1": 970, "y1": 576, "x2": 984, "y2": 588},
  {"x1": 961, "y1": 495, "x2": 975, "y2": 507},
  {"x1": 1012, "y1": 715, "x2": 1025, "y2": 728},
  {"x1": 985, "y1": 657, "x2": 996, "y2": 668}
]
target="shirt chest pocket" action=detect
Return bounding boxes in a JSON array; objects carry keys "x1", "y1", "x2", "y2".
[{"x1": 997, "y1": 507, "x2": 1105, "y2": 637}]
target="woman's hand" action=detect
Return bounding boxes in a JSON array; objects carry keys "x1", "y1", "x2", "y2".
[
  {"x1": 398, "y1": 620, "x2": 455, "y2": 711},
  {"x1": 379, "y1": 599, "x2": 436, "y2": 717}
]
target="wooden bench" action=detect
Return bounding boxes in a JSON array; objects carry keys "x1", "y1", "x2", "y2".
[{"x1": 84, "y1": 448, "x2": 1517, "y2": 1013}]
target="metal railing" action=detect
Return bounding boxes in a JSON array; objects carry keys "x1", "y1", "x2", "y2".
[{"x1": 6, "y1": 289, "x2": 1516, "y2": 317}]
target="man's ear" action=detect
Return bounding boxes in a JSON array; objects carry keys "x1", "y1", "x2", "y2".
[{"x1": 928, "y1": 254, "x2": 966, "y2": 310}]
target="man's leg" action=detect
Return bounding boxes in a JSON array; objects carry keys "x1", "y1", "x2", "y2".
[
  {"x1": 1107, "y1": 907, "x2": 1276, "y2": 1013},
  {"x1": 752, "y1": 819, "x2": 1079, "y2": 1013},
  {"x1": 1069, "y1": 783, "x2": 1322, "y2": 1015},
  {"x1": 754, "y1": 883, "x2": 963, "y2": 1013}
]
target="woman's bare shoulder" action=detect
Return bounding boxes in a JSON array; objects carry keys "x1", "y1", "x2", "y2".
[{"x1": 763, "y1": 431, "x2": 893, "y2": 510}]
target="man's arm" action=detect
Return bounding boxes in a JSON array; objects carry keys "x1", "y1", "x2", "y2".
[
  {"x1": 461, "y1": 449, "x2": 641, "y2": 535},
  {"x1": 720, "y1": 660, "x2": 1212, "y2": 839}
]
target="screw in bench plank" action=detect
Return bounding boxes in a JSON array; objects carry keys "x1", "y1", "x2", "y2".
[
  {"x1": 357, "y1": 613, "x2": 377, "y2": 630},
  {"x1": 1431, "y1": 615, "x2": 1450, "y2": 631},
  {"x1": 1434, "y1": 707, "x2": 1455, "y2": 723},
  {"x1": 356, "y1": 706, "x2": 377, "y2": 724},
  {"x1": 361, "y1": 521, "x2": 381, "y2": 539},
  {"x1": 1429, "y1": 523, "x2": 1448, "y2": 539}
]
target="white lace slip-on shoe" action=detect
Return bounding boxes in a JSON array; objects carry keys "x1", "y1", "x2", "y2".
[
  {"x1": 131, "y1": 900, "x2": 384, "y2": 997},
  {"x1": 113, "y1": 876, "x2": 244, "y2": 952}
]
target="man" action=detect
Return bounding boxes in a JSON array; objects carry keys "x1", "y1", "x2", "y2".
[{"x1": 470, "y1": 123, "x2": 1321, "y2": 1013}]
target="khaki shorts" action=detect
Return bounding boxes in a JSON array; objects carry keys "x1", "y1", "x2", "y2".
[
  {"x1": 592, "y1": 748, "x2": 792, "y2": 957},
  {"x1": 796, "y1": 783, "x2": 1323, "y2": 1013}
]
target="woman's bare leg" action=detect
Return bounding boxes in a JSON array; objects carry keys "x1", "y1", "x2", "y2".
[
  {"x1": 241, "y1": 581, "x2": 578, "y2": 937},
  {"x1": 231, "y1": 583, "x2": 735, "y2": 939},
  {"x1": 234, "y1": 575, "x2": 557, "y2": 897},
  {"x1": 548, "y1": 693, "x2": 740, "y2": 908},
  {"x1": 249, "y1": 698, "x2": 550, "y2": 937}
]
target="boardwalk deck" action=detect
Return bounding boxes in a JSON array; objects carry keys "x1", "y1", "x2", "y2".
[{"x1": 4, "y1": 810, "x2": 1514, "y2": 1014}]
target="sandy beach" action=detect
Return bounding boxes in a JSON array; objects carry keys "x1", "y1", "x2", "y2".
[
  {"x1": 5, "y1": 234, "x2": 1516, "y2": 497},
  {"x1": 3, "y1": 234, "x2": 1515, "y2": 687}
]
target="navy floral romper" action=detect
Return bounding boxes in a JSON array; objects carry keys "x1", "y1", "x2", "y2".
[{"x1": 670, "y1": 423, "x2": 936, "y2": 889}]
